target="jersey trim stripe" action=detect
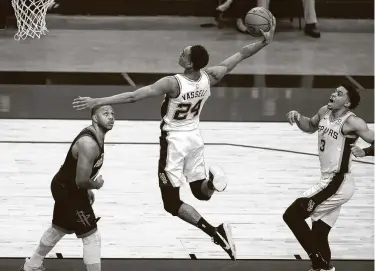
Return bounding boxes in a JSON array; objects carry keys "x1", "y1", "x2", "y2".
[
  {"x1": 180, "y1": 73, "x2": 202, "y2": 82},
  {"x1": 339, "y1": 112, "x2": 355, "y2": 137},
  {"x1": 338, "y1": 137, "x2": 357, "y2": 173},
  {"x1": 158, "y1": 131, "x2": 168, "y2": 173},
  {"x1": 158, "y1": 131, "x2": 172, "y2": 186},
  {"x1": 160, "y1": 96, "x2": 170, "y2": 130},
  {"x1": 174, "y1": 75, "x2": 182, "y2": 98},
  {"x1": 160, "y1": 96, "x2": 170, "y2": 118},
  {"x1": 201, "y1": 70, "x2": 210, "y2": 86},
  {"x1": 310, "y1": 173, "x2": 345, "y2": 206}
]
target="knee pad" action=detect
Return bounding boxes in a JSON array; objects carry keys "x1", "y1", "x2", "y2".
[
  {"x1": 190, "y1": 180, "x2": 211, "y2": 201},
  {"x1": 82, "y1": 230, "x2": 101, "y2": 265},
  {"x1": 41, "y1": 226, "x2": 66, "y2": 247},
  {"x1": 283, "y1": 198, "x2": 313, "y2": 222},
  {"x1": 160, "y1": 187, "x2": 183, "y2": 216}
]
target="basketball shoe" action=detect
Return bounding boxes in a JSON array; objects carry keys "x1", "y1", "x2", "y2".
[
  {"x1": 208, "y1": 165, "x2": 228, "y2": 192},
  {"x1": 311, "y1": 250, "x2": 334, "y2": 271},
  {"x1": 20, "y1": 258, "x2": 46, "y2": 271},
  {"x1": 212, "y1": 223, "x2": 237, "y2": 260}
]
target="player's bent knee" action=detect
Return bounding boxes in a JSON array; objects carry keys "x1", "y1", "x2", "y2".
[
  {"x1": 160, "y1": 187, "x2": 183, "y2": 216},
  {"x1": 82, "y1": 230, "x2": 101, "y2": 265},
  {"x1": 163, "y1": 199, "x2": 183, "y2": 216},
  {"x1": 190, "y1": 180, "x2": 211, "y2": 201},
  {"x1": 283, "y1": 198, "x2": 310, "y2": 222},
  {"x1": 41, "y1": 226, "x2": 66, "y2": 247}
]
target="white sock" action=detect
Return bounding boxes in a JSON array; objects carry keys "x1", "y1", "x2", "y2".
[
  {"x1": 86, "y1": 263, "x2": 101, "y2": 271},
  {"x1": 82, "y1": 230, "x2": 101, "y2": 271}
]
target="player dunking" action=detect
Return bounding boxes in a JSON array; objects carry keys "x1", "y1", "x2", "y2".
[
  {"x1": 72, "y1": 17, "x2": 276, "y2": 260},
  {"x1": 283, "y1": 84, "x2": 374, "y2": 271},
  {"x1": 21, "y1": 105, "x2": 115, "y2": 271}
]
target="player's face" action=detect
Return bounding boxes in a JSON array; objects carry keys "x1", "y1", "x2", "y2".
[
  {"x1": 95, "y1": 106, "x2": 115, "y2": 131},
  {"x1": 327, "y1": 86, "x2": 351, "y2": 110},
  {"x1": 178, "y1": 46, "x2": 192, "y2": 69}
]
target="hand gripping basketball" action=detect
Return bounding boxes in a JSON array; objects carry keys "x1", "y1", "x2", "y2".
[{"x1": 260, "y1": 15, "x2": 276, "y2": 44}]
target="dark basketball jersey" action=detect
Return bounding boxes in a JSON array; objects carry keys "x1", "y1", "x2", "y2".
[{"x1": 53, "y1": 127, "x2": 104, "y2": 192}]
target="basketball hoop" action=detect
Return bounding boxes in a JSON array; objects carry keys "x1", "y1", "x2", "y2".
[{"x1": 11, "y1": 0, "x2": 55, "y2": 40}]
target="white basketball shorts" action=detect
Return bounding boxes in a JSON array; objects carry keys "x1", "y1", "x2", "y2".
[
  {"x1": 158, "y1": 129, "x2": 207, "y2": 187},
  {"x1": 303, "y1": 173, "x2": 355, "y2": 227}
]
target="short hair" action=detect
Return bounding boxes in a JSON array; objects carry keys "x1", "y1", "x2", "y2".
[
  {"x1": 190, "y1": 45, "x2": 209, "y2": 71},
  {"x1": 341, "y1": 83, "x2": 360, "y2": 109},
  {"x1": 91, "y1": 105, "x2": 102, "y2": 117}
]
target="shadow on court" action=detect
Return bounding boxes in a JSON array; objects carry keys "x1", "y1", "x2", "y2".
[{"x1": 1, "y1": 258, "x2": 373, "y2": 271}]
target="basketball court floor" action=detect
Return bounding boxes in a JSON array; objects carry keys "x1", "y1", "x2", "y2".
[{"x1": 0, "y1": 15, "x2": 374, "y2": 271}]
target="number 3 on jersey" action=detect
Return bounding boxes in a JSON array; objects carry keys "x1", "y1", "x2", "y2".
[
  {"x1": 173, "y1": 99, "x2": 203, "y2": 120},
  {"x1": 320, "y1": 139, "x2": 326, "y2": 152}
]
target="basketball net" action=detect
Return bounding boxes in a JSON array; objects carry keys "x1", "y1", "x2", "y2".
[{"x1": 11, "y1": 0, "x2": 55, "y2": 40}]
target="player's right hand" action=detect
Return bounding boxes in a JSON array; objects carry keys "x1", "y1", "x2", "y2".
[
  {"x1": 72, "y1": 96, "x2": 97, "y2": 110},
  {"x1": 286, "y1": 110, "x2": 300, "y2": 125},
  {"x1": 95, "y1": 175, "x2": 105, "y2": 190},
  {"x1": 260, "y1": 15, "x2": 276, "y2": 44}
]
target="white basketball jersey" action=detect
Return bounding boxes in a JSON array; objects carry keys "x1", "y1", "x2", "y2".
[
  {"x1": 160, "y1": 71, "x2": 211, "y2": 132},
  {"x1": 318, "y1": 110, "x2": 358, "y2": 175}
]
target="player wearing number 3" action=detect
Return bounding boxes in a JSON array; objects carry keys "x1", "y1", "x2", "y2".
[
  {"x1": 283, "y1": 84, "x2": 374, "y2": 271},
  {"x1": 72, "y1": 22, "x2": 275, "y2": 261}
]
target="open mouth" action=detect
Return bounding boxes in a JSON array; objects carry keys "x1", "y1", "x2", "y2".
[{"x1": 328, "y1": 98, "x2": 334, "y2": 103}]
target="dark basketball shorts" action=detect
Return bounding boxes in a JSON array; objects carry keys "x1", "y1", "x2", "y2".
[{"x1": 51, "y1": 180, "x2": 97, "y2": 238}]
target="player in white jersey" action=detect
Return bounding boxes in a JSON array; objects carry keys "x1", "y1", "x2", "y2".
[
  {"x1": 283, "y1": 84, "x2": 374, "y2": 271},
  {"x1": 72, "y1": 18, "x2": 276, "y2": 260}
]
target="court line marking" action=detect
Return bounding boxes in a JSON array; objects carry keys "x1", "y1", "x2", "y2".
[{"x1": 1, "y1": 141, "x2": 373, "y2": 165}]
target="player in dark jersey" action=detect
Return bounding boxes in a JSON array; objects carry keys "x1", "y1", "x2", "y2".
[{"x1": 21, "y1": 105, "x2": 115, "y2": 271}]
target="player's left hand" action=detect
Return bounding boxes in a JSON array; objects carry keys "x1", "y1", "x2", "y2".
[
  {"x1": 350, "y1": 144, "x2": 365, "y2": 158},
  {"x1": 260, "y1": 15, "x2": 276, "y2": 44},
  {"x1": 72, "y1": 96, "x2": 97, "y2": 110},
  {"x1": 88, "y1": 190, "x2": 95, "y2": 205}
]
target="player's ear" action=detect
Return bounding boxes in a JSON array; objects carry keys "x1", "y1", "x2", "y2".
[
  {"x1": 344, "y1": 98, "x2": 351, "y2": 108},
  {"x1": 92, "y1": 114, "x2": 98, "y2": 123},
  {"x1": 186, "y1": 60, "x2": 193, "y2": 70}
]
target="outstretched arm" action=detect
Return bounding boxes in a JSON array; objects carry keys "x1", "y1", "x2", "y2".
[
  {"x1": 204, "y1": 16, "x2": 276, "y2": 86},
  {"x1": 73, "y1": 76, "x2": 178, "y2": 110},
  {"x1": 286, "y1": 106, "x2": 328, "y2": 134}
]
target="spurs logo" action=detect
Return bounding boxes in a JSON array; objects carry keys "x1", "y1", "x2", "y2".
[
  {"x1": 307, "y1": 199, "x2": 315, "y2": 212},
  {"x1": 159, "y1": 173, "x2": 168, "y2": 184}
]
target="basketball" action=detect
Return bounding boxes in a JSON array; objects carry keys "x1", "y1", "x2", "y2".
[{"x1": 244, "y1": 7, "x2": 273, "y2": 37}]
